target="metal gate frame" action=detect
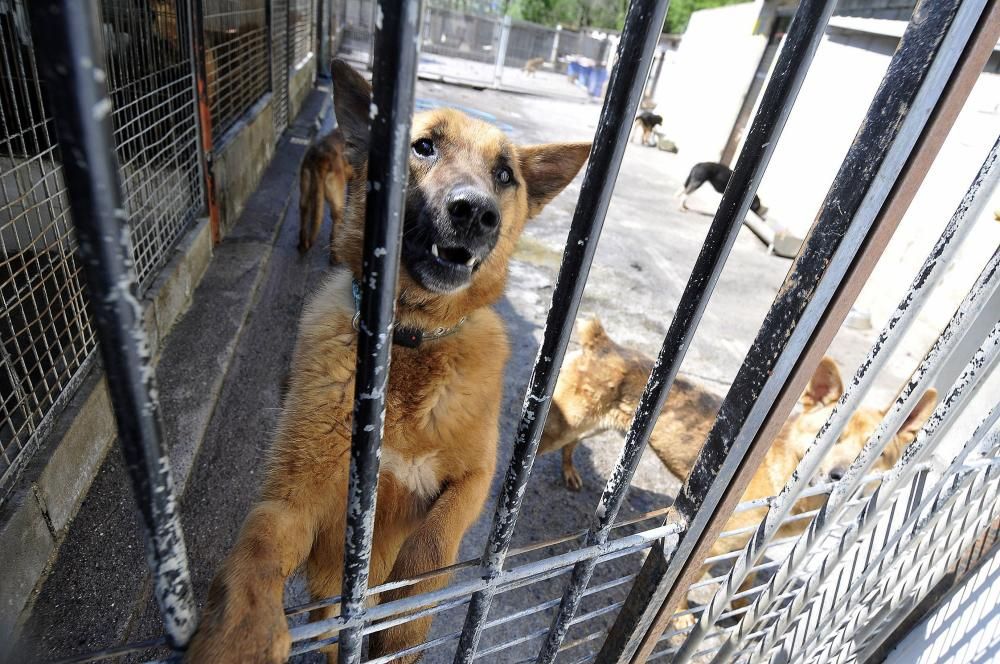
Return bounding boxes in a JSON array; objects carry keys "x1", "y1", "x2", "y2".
[{"x1": 21, "y1": 0, "x2": 1000, "y2": 663}]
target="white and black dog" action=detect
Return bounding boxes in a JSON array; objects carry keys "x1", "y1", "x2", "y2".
[{"x1": 676, "y1": 161, "x2": 768, "y2": 218}]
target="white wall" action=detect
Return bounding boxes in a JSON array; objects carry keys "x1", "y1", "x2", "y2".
[{"x1": 652, "y1": 1, "x2": 767, "y2": 162}]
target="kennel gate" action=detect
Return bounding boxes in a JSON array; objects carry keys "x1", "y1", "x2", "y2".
[{"x1": 22, "y1": 0, "x2": 1000, "y2": 663}]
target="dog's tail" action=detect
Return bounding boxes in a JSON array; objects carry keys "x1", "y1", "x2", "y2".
[
  {"x1": 298, "y1": 151, "x2": 324, "y2": 254},
  {"x1": 577, "y1": 317, "x2": 611, "y2": 352}
]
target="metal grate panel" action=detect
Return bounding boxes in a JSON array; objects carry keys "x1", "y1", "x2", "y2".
[
  {"x1": 0, "y1": 0, "x2": 97, "y2": 503},
  {"x1": 203, "y1": 0, "x2": 269, "y2": 142},
  {"x1": 103, "y1": 0, "x2": 204, "y2": 291}
]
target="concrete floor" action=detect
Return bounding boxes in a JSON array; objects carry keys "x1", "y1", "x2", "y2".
[{"x1": 11, "y1": 78, "x2": 901, "y2": 664}]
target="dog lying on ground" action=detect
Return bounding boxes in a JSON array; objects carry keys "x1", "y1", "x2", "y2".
[
  {"x1": 298, "y1": 128, "x2": 352, "y2": 259},
  {"x1": 186, "y1": 59, "x2": 590, "y2": 664},
  {"x1": 632, "y1": 110, "x2": 663, "y2": 146},
  {"x1": 522, "y1": 57, "x2": 545, "y2": 76},
  {"x1": 540, "y1": 319, "x2": 936, "y2": 619},
  {"x1": 676, "y1": 161, "x2": 768, "y2": 218}
]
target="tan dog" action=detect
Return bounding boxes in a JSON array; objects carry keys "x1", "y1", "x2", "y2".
[
  {"x1": 541, "y1": 318, "x2": 937, "y2": 560},
  {"x1": 523, "y1": 57, "x2": 546, "y2": 76},
  {"x1": 185, "y1": 60, "x2": 590, "y2": 664},
  {"x1": 298, "y1": 128, "x2": 352, "y2": 258}
]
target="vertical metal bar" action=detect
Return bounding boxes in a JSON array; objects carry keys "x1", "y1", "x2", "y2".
[
  {"x1": 597, "y1": 1, "x2": 985, "y2": 660},
  {"x1": 25, "y1": 0, "x2": 196, "y2": 649},
  {"x1": 188, "y1": 0, "x2": 221, "y2": 244},
  {"x1": 452, "y1": 1, "x2": 669, "y2": 661},
  {"x1": 533, "y1": 0, "x2": 836, "y2": 660},
  {"x1": 493, "y1": 14, "x2": 511, "y2": 89},
  {"x1": 338, "y1": 2, "x2": 422, "y2": 663},
  {"x1": 318, "y1": 0, "x2": 332, "y2": 78},
  {"x1": 674, "y1": 134, "x2": 1000, "y2": 664}
]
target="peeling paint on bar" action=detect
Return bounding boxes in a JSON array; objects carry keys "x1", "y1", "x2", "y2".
[
  {"x1": 24, "y1": 0, "x2": 197, "y2": 649},
  {"x1": 338, "y1": 2, "x2": 424, "y2": 662},
  {"x1": 674, "y1": 135, "x2": 1000, "y2": 663},
  {"x1": 535, "y1": 0, "x2": 838, "y2": 659}
]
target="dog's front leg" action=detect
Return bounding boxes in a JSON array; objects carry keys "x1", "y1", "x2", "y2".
[
  {"x1": 367, "y1": 467, "x2": 493, "y2": 662},
  {"x1": 186, "y1": 497, "x2": 321, "y2": 664}
]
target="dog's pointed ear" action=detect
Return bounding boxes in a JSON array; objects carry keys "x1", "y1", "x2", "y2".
[
  {"x1": 897, "y1": 389, "x2": 937, "y2": 442},
  {"x1": 801, "y1": 356, "x2": 843, "y2": 410},
  {"x1": 331, "y1": 59, "x2": 372, "y2": 169},
  {"x1": 518, "y1": 142, "x2": 591, "y2": 218}
]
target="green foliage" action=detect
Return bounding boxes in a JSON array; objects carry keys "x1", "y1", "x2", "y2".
[
  {"x1": 664, "y1": 0, "x2": 748, "y2": 34},
  {"x1": 509, "y1": 0, "x2": 749, "y2": 33},
  {"x1": 510, "y1": 0, "x2": 627, "y2": 30}
]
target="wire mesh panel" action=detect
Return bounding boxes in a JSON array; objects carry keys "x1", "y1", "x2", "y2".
[
  {"x1": 272, "y1": 0, "x2": 290, "y2": 134},
  {"x1": 421, "y1": 4, "x2": 500, "y2": 64},
  {"x1": 289, "y1": 0, "x2": 316, "y2": 68},
  {"x1": 1, "y1": 0, "x2": 204, "y2": 503},
  {"x1": 102, "y1": 0, "x2": 204, "y2": 290},
  {"x1": 203, "y1": 0, "x2": 270, "y2": 142},
  {"x1": 504, "y1": 20, "x2": 557, "y2": 69},
  {"x1": 0, "y1": 0, "x2": 97, "y2": 502}
]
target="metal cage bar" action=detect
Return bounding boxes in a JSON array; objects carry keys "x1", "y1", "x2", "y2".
[
  {"x1": 533, "y1": 0, "x2": 836, "y2": 659},
  {"x1": 336, "y1": 2, "x2": 423, "y2": 662},
  {"x1": 24, "y1": 0, "x2": 196, "y2": 649},
  {"x1": 598, "y1": 1, "x2": 989, "y2": 660},
  {"x1": 452, "y1": 1, "x2": 670, "y2": 661},
  {"x1": 672, "y1": 133, "x2": 1000, "y2": 663}
]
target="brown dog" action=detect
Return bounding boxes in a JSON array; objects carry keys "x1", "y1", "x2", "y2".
[
  {"x1": 185, "y1": 60, "x2": 590, "y2": 664},
  {"x1": 540, "y1": 318, "x2": 936, "y2": 613},
  {"x1": 298, "y1": 128, "x2": 352, "y2": 258},
  {"x1": 523, "y1": 57, "x2": 546, "y2": 76}
]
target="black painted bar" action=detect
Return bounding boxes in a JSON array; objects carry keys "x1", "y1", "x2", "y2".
[
  {"x1": 25, "y1": 0, "x2": 197, "y2": 649},
  {"x1": 452, "y1": 1, "x2": 670, "y2": 662},
  {"x1": 338, "y1": 2, "x2": 423, "y2": 663},
  {"x1": 595, "y1": 0, "x2": 977, "y2": 660},
  {"x1": 533, "y1": 0, "x2": 838, "y2": 660}
]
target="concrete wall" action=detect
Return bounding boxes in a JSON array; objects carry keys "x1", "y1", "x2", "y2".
[{"x1": 651, "y1": 1, "x2": 767, "y2": 162}]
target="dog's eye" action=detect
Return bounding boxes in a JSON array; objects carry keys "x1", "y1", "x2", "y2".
[
  {"x1": 495, "y1": 166, "x2": 513, "y2": 186},
  {"x1": 412, "y1": 138, "x2": 435, "y2": 158}
]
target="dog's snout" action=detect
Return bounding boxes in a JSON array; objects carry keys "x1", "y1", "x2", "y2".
[{"x1": 446, "y1": 187, "x2": 500, "y2": 236}]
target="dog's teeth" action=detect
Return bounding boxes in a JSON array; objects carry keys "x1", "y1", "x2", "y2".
[
  {"x1": 431, "y1": 243, "x2": 439, "y2": 257},
  {"x1": 465, "y1": 257, "x2": 477, "y2": 268}
]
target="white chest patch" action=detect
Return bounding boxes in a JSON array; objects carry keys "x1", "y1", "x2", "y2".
[{"x1": 381, "y1": 449, "x2": 440, "y2": 501}]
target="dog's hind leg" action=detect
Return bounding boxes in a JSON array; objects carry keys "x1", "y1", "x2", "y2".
[
  {"x1": 562, "y1": 441, "x2": 583, "y2": 491},
  {"x1": 299, "y1": 163, "x2": 324, "y2": 255}
]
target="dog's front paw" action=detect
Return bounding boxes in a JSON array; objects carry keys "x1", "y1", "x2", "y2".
[
  {"x1": 563, "y1": 466, "x2": 583, "y2": 491},
  {"x1": 671, "y1": 610, "x2": 698, "y2": 637},
  {"x1": 185, "y1": 583, "x2": 290, "y2": 664}
]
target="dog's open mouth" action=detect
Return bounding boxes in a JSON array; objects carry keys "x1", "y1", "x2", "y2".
[
  {"x1": 403, "y1": 235, "x2": 490, "y2": 294},
  {"x1": 430, "y1": 243, "x2": 478, "y2": 269}
]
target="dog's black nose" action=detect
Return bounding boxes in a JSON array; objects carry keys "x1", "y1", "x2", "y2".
[
  {"x1": 446, "y1": 187, "x2": 500, "y2": 236},
  {"x1": 828, "y1": 468, "x2": 845, "y2": 482}
]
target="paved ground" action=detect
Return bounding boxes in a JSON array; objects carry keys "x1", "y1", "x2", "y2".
[{"x1": 12, "y1": 77, "x2": 902, "y2": 664}]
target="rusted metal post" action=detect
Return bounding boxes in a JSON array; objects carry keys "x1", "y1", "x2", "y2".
[{"x1": 189, "y1": 0, "x2": 221, "y2": 243}]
